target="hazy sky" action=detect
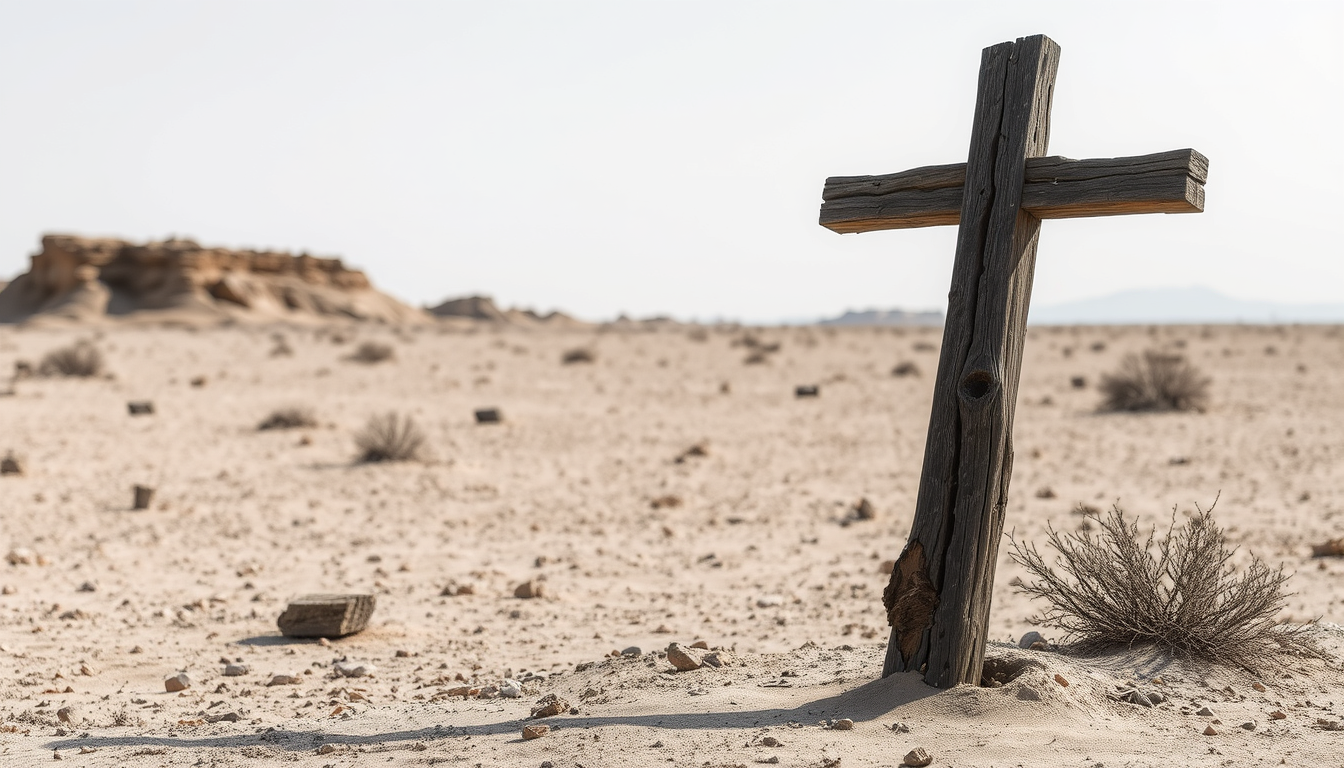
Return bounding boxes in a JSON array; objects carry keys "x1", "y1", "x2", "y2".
[{"x1": 1, "y1": 2, "x2": 1340, "y2": 322}]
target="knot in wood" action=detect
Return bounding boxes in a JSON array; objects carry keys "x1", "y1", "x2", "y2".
[{"x1": 959, "y1": 369, "x2": 997, "y2": 402}]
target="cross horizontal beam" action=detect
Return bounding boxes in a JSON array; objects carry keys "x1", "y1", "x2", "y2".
[{"x1": 820, "y1": 148, "x2": 1207, "y2": 234}]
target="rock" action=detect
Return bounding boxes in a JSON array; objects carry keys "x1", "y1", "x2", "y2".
[
  {"x1": 667, "y1": 643, "x2": 705, "y2": 671},
  {"x1": 852, "y1": 498, "x2": 876, "y2": 520},
  {"x1": 1119, "y1": 689, "x2": 1154, "y2": 707},
  {"x1": 832, "y1": 718, "x2": 854, "y2": 730},
  {"x1": 474, "y1": 408, "x2": 502, "y2": 424},
  {"x1": 277, "y1": 593, "x2": 375, "y2": 638},
  {"x1": 530, "y1": 694, "x2": 570, "y2": 719},
  {"x1": 56, "y1": 706, "x2": 80, "y2": 724},
  {"x1": 76, "y1": 582, "x2": 96, "y2": 593},
  {"x1": 689, "y1": 640, "x2": 710, "y2": 650},
  {"x1": 1196, "y1": 706, "x2": 1215, "y2": 716},
  {"x1": 1252, "y1": 682, "x2": 1266, "y2": 692},
  {"x1": 522, "y1": 724, "x2": 550, "y2": 740},
  {"x1": 317, "y1": 744, "x2": 341, "y2": 755},
  {"x1": 266, "y1": 674, "x2": 302, "y2": 686},
  {"x1": 223, "y1": 663, "x2": 248, "y2": 677},
  {"x1": 205, "y1": 711, "x2": 239, "y2": 723},
  {"x1": 127, "y1": 401, "x2": 154, "y2": 416},
  {"x1": 164, "y1": 672, "x2": 191, "y2": 692},
  {"x1": 1269, "y1": 710, "x2": 1287, "y2": 720},
  {"x1": 1240, "y1": 720, "x2": 1257, "y2": 731},
  {"x1": 500, "y1": 679, "x2": 523, "y2": 698},
  {"x1": 756, "y1": 596, "x2": 783, "y2": 608},
  {"x1": 761, "y1": 736, "x2": 781, "y2": 747},
  {"x1": 514, "y1": 580, "x2": 545, "y2": 599},
  {"x1": 620, "y1": 646, "x2": 642, "y2": 657},
  {"x1": 903, "y1": 747, "x2": 933, "y2": 767},
  {"x1": 1018, "y1": 631, "x2": 1047, "y2": 649},
  {"x1": 334, "y1": 660, "x2": 375, "y2": 678},
  {"x1": 795, "y1": 385, "x2": 820, "y2": 398},
  {"x1": 1016, "y1": 685, "x2": 1042, "y2": 702},
  {"x1": 6, "y1": 548, "x2": 36, "y2": 565},
  {"x1": 0, "y1": 452, "x2": 24, "y2": 476},
  {"x1": 1053, "y1": 674, "x2": 1069, "y2": 687},
  {"x1": 702, "y1": 650, "x2": 733, "y2": 668},
  {"x1": 1203, "y1": 725, "x2": 1218, "y2": 736},
  {"x1": 891, "y1": 722, "x2": 911, "y2": 733},
  {"x1": 132, "y1": 485, "x2": 155, "y2": 510}
]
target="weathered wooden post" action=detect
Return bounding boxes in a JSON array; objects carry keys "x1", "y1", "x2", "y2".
[{"x1": 818, "y1": 34, "x2": 1207, "y2": 688}]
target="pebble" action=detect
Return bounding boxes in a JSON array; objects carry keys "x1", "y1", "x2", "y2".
[
  {"x1": 514, "y1": 580, "x2": 546, "y2": 599},
  {"x1": 223, "y1": 663, "x2": 249, "y2": 677},
  {"x1": 1240, "y1": 721, "x2": 1257, "y2": 731},
  {"x1": 522, "y1": 724, "x2": 550, "y2": 740},
  {"x1": 0, "y1": 453, "x2": 24, "y2": 476},
  {"x1": 1196, "y1": 706, "x2": 1215, "y2": 717},
  {"x1": 690, "y1": 640, "x2": 710, "y2": 650},
  {"x1": 756, "y1": 596, "x2": 783, "y2": 608},
  {"x1": 56, "y1": 706, "x2": 80, "y2": 724},
  {"x1": 267, "y1": 674, "x2": 302, "y2": 686},
  {"x1": 334, "y1": 661, "x2": 376, "y2": 678},
  {"x1": 831, "y1": 718, "x2": 854, "y2": 730},
  {"x1": 205, "y1": 711, "x2": 240, "y2": 723},
  {"x1": 6, "y1": 548, "x2": 36, "y2": 566},
  {"x1": 1016, "y1": 685, "x2": 1042, "y2": 702},
  {"x1": 76, "y1": 582, "x2": 96, "y2": 593},
  {"x1": 500, "y1": 679, "x2": 523, "y2": 698},
  {"x1": 891, "y1": 722, "x2": 911, "y2": 733},
  {"x1": 903, "y1": 747, "x2": 933, "y2": 767},
  {"x1": 621, "y1": 646, "x2": 642, "y2": 657},
  {"x1": 666, "y1": 643, "x2": 705, "y2": 672},
  {"x1": 164, "y1": 672, "x2": 191, "y2": 692},
  {"x1": 1053, "y1": 674, "x2": 1069, "y2": 687},
  {"x1": 531, "y1": 694, "x2": 570, "y2": 719},
  {"x1": 1203, "y1": 725, "x2": 1218, "y2": 736},
  {"x1": 761, "y1": 736, "x2": 781, "y2": 747},
  {"x1": 1018, "y1": 631, "x2": 1046, "y2": 649},
  {"x1": 1269, "y1": 710, "x2": 1287, "y2": 720},
  {"x1": 1252, "y1": 682, "x2": 1266, "y2": 692}
]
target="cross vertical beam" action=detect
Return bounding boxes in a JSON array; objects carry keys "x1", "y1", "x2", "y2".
[{"x1": 883, "y1": 35, "x2": 1059, "y2": 687}]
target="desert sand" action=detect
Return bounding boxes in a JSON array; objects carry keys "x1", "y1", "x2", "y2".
[{"x1": 1, "y1": 319, "x2": 1342, "y2": 767}]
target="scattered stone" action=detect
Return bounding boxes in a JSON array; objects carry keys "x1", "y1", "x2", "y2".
[
  {"x1": 674, "y1": 441, "x2": 709, "y2": 463},
  {"x1": 127, "y1": 401, "x2": 154, "y2": 416},
  {"x1": 1070, "y1": 376, "x2": 1086, "y2": 389},
  {"x1": 621, "y1": 646, "x2": 642, "y2": 657},
  {"x1": 1318, "y1": 718, "x2": 1343, "y2": 731},
  {"x1": 56, "y1": 706, "x2": 80, "y2": 724},
  {"x1": 1252, "y1": 682, "x2": 1266, "y2": 692},
  {"x1": 1196, "y1": 706, "x2": 1215, "y2": 717},
  {"x1": 690, "y1": 640, "x2": 710, "y2": 650},
  {"x1": 522, "y1": 724, "x2": 549, "y2": 740},
  {"x1": 851, "y1": 498, "x2": 876, "y2": 521},
  {"x1": 317, "y1": 744, "x2": 342, "y2": 755},
  {"x1": 1118, "y1": 688, "x2": 1154, "y2": 707},
  {"x1": 267, "y1": 674, "x2": 302, "y2": 686},
  {"x1": 0, "y1": 452, "x2": 24, "y2": 476},
  {"x1": 164, "y1": 673, "x2": 191, "y2": 692},
  {"x1": 891, "y1": 722, "x2": 911, "y2": 733},
  {"x1": 76, "y1": 581, "x2": 97, "y2": 593},
  {"x1": 1053, "y1": 674, "x2": 1069, "y2": 687},
  {"x1": 761, "y1": 736, "x2": 781, "y2": 747},
  {"x1": 223, "y1": 663, "x2": 248, "y2": 677},
  {"x1": 531, "y1": 694, "x2": 570, "y2": 719},
  {"x1": 205, "y1": 711, "x2": 239, "y2": 723},
  {"x1": 334, "y1": 661, "x2": 375, "y2": 678},
  {"x1": 1018, "y1": 631, "x2": 1046, "y2": 649},
  {"x1": 190, "y1": 376, "x2": 207, "y2": 387},
  {"x1": 667, "y1": 643, "x2": 705, "y2": 671},
  {"x1": 1269, "y1": 710, "x2": 1287, "y2": 720},
  {"x1": 1034, "y1": 486, "x2": 1056, "y2": 499},
  {"x1": 1312, "y1": 538, "x2": 1344, "y2": 557},
  {"x1": 277, "y1": 593, "x2": 375, "y2": 638},
  {"x1": 500, "y1": 679, "x2": 523, "y2": 698},
  {"x1": 1240, "y1": 721, "x2": 1257, "y2": 731},
  {"x1": 903, "y1": 747, "x2": 933, "y2": 767},
  {"x1": 795, "y1": 385, "x2": 820, "y2": 398},
  {"x1": 891, "y1": 361, "x2": 920, "y2": 377},
  {"x1": 514, "y1": 580, "x2": 545, "y2": 599},
  {"x1": 132, "y1": 485, "x2": 155, "y2": 511},
  {"x1": 6, "y1": 547, "x2": 36, "y2": 565},
  {"x1": 474, "y1": 408, "x2": 502, "y2": 424},
  {"x1": 1203, "y1": 725, "x2": 1218, "y2": 736},
  {"x1": 831, "y1": 718, "x2": 854, "y2": 730}
]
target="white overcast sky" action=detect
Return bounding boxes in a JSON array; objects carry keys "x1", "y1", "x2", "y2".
[{"x1": 0, "y1": 1, "x2": 1339, "y2": 322}]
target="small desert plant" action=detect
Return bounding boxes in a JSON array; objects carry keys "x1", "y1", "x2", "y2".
[
  {"x1": 258, "y1": 407, "x2": 318, "y2": 431},
  {"x1": 354, "y1": 412, "x2": 426, "y2": 462},
  {"x1": 1098, "y1": 350, "x2": 1209, "y2": 412},
  {"x1": 348, "y1": 341, "x2": 395, "y2": 364},
  {"x1": 562, "y1": 347, "x2": 596, "y2": 364},
  {"x1": 1009, "y1": 502, "x2": 1319, "y2": 670},
  {"x1": 38, "y1": 341, "x2": 104, "y2": 377}
]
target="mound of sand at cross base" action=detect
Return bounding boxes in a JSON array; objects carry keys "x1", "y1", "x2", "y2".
[{"x1": 0, "y1": 233, "x2": 430, "y2": 326}]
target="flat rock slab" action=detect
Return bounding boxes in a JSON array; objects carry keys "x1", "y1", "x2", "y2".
[{"x1": 277, "y1": 594, "x2": 376, "y2": 638}]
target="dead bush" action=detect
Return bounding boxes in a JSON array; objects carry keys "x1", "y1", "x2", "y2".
[
  {"x1": 562, "y1": 348, "x2": 596, "y2": 365},
  {"x1": 354, "y1": 412, "x2": 426, "y2": 463},
  {"x1": 1009, "y1": 502, "x2": 1320, "y2": 670},
  {"x1": 1098, "y1": 350, "x2": 1209, "y2": 412},
  {"x1": 348, "y1": 341, "x2": 395, "y2": 364},
  {"x1": 258, "y1": 407, "x2": 318, "y2": 431},
  {"x1": 38, "y1": 342, "x2": 104, "y2": 377}
]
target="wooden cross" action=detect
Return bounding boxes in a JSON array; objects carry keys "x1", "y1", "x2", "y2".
[{"x1": 817, "y1": 34, "x2": 1207, "y2": 689}]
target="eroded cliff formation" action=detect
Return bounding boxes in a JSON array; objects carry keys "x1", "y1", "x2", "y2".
[{"x1": 0, "y1": 234, "x2": 427, "y2": 324}]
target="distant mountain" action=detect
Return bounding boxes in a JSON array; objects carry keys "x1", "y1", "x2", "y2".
[
  {"x1": 1027, "y1": 286, "x2": 1344, "y2": 325},
  {"x1": 818, "y1": 308, "x2": 943, "y2": 326}
]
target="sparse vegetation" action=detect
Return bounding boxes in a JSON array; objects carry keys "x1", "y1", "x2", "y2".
[
  {"x1": 348, "y1": 341, "x2": 395, "y2": 364},
  {"x1": 562, "y1": 347, "x2": 596, "y2": 365},
  {"x1": 258, "y1": 407, "x2": 318, "y2": 431},
  {"x1": 1098, "y1": 350, "x2": 1209, "y2": 412},
  {"x1": 1009, "y1": 502, "x2": 1319, "y2": 670},
  {"x1": 354, "y1": 412, "x2": 426, "y2": 463},
  {"x1": 38, "y1": 341, "x2": 104, "y2": 377}
]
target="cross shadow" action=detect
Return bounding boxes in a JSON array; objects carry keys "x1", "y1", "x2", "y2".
[{"x1": 46, "y1": 672, "x2": 940, "y2": 753}]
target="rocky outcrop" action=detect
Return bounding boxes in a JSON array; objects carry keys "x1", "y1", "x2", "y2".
[
  {"x1": 0, "y1": 234, "x2": 427, "y2": 324},
  {"x1": 429, "y1": 294, "x2": 589, "y2": 328}
]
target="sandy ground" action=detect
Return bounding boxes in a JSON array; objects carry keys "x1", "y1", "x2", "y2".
[{"x1": 0, "y1": 321, "x2": 1341, "y2": 767}]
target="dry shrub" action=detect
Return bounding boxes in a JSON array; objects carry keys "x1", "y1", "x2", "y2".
[
  {"x1": 1098, "y1": 350, "x2": 1209, "y2": 412},
  {"x1": 1009, "y1": 502, "x2": 1319, "y2": 670},
  {"x1": 562, "y1": 348, "x2": 596, "y2": 365},
  {"x1": 38, "y1": 341, "x2": 104, "y2": 377},
  {"x1": 258, "y1": 407, "x2": 317, "y2": 431},
  {"x1": 348, "y1": 341, "x2": 395, "y2": 364},
  {"x1": 354, "y1": 412, "x2": 426, "y2": 463}
]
